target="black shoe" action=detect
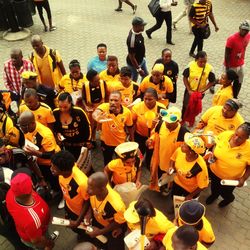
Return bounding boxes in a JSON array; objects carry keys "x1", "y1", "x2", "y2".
[
  {"x1": 218, "y1": 197, "x2": 235, "y2": 208},
  {"x1": 209, "y1": 86, "x2": 215, "y2": 94},
  {"x1": 206, "y1": 195, "x2": 218, "y2": 205},
  {"x1": 189, "y1": 52, "x2": 196, "y2": 58},
  {"x1": 146, "y1": 30, "x2": 152, "y2": 39},
  {"x1": 115, "y1": 7, "x2": 122, "y2": 12},
  {"x1": 167, "y1": 41, "x2": 175, "y2": 45},
  {"x1": 132, "y1": 5, "x2": 137, "y2": 14}
]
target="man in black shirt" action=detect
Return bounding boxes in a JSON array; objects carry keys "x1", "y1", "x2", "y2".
[
  {"x1": 126, "y1": 17, "x2": 149, "y2": 82},
  {"x1": 21, "y1": 71, "x2": 57, "y2": 110}
]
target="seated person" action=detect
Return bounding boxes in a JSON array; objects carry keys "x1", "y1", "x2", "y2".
[
  {"x1": 104, "y1": 142, "x2": 142, "y2": 188},
  {"x1": 19, "y1": 88, "x2": 55, "y2": 129}
]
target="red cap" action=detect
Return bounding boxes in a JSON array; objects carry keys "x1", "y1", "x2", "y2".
[{"x1": 11, "y1": 173, "x2": 33, "y2": 197}]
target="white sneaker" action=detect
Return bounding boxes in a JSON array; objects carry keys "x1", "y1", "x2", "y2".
[
  {"x1": 50, "y1": 231, "x2": 59, "y2": 241},
  {"x1": 57, "y1": 198, "x2": 65, "y2": 209}
]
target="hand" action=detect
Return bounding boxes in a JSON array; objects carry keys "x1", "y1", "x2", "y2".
[
  {"x1": 237, "y1": 178, "x2": 246, "y2": 187},
  {"x1": 188, "y1": 89, "x2": 194, "y2": 95},
  {"x1": 135, "y1": 180, "x2": 142, "y2": 189},
  {"x1": 152, "y1": 116, "x2": 159, "y2": 129},
  {"x1": 112, "y1": 228, "x2": 122, "y2": 238},
  {"x1": 146, "y1": 138, "x2": 154, "y2": 149},
  {"x1": 138, "y1": 69, "x2": 145, "y2": 77},
  {"x1": 83, "y1": 213, "x2": 92, "y2": 226},
  {"x1": 86, "y1": 226, "x2": 101, "y2": 238},
  {"x1": 215, "y1": 26, "x2": 219, "y2": 32},
  {"x1": 24, "y1": 145, "x2": 41, "y2": 157},
  {"x1": 68, "y1": 219, "x2": 81, "y2": 229},
  {"x1": 96, "y1": 111, "x2": 109, "y2": 122}
]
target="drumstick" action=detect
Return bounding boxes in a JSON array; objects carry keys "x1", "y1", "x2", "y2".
[{"x1": 52, "y1": 217, "x2": 107, "y2": 243}]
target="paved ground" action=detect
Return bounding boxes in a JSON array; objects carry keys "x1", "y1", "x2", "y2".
[{"x1": 0, "y1": 0, "x2": 250, "y2": 249}]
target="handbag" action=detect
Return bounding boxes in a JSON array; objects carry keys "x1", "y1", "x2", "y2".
[{"x1": 148, "y1": 0, "x2": 160, "y2": 17}]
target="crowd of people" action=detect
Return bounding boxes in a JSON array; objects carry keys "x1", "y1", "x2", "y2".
[{"x1": 0, "y1": 0, "x2": 250, "y2": 249}]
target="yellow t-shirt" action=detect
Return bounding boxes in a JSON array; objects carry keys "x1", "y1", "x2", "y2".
[
  {"x1": 127, "y1": 209, "x2": 174, "y2": 240},
  {"x1": 90, "y1": 185, "x2": 126, "y2": 227},
  {"x1": 158, "y1": 123, "x2": 184, "y2": 172},
  {"x1": 98, "y1": 103, "x2": 133, "y2": 146},
  {"x1": 187, "y1": 61, "x2": 213, "y2": 92},
  {"x1": 59, "y1": 165, "x2": 89, "y2": 216},
  {"x1": 107, "y1": 158, "x2": 137, "y2": 185},
  {"x1": 201, "y1": 105, "x2": 244, "y2": 135},
  {"x1": 210, "y1": 131, "x2": 250, "y2": 180},
  {"x1": 171, "y1": 147, "x2": 209, "y2": 193},
  {"x1": 25, "y1": 122, "x2": 60, "y2": 166},
  {"x1": 99, "y1": 70, "x2": 120, "y2": 88},
  {"x1": 132, "y1": 101, "x2": 165, "y2": 137},
  {"x1": 162, "y1": 227, "x2": 208, "y2": 250},
  {"x1": 59, "y1": 73, "x2": 85, "y2": 93},
  {"x1": 140, "y1": 75, "x2": 173, "y2": 107},
  {"x1": 19, "y1": 102, "x2": 55, "y2": 127},
  {"x1": 212, "y1": 85, "x2": 233, "y2": 106}
]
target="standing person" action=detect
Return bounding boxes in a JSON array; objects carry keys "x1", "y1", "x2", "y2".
[
  {"x1": 6, "y1": 173, "x2": 58, "y2": 249},
  {"x1": 172, "y1": 0, "x2": 194, "y2": 32},
  {"x1": 181, "y1": 51, "x2": 215, "y2": 125},
  {"x1": 115, "y1": 0, "x2": 137, "y2": 14},
  {"x1": 30, "y1": 35, "x2": 66, "y2": 90},
  {"x1": 126, "y1": 17, "x2": 149, "y2": 82},
  {"x1": 206, "y1": 123, "x2": 250, "y2": 207},
  {"x1": 146, "y1": 0, "x2": 177, "y2": 45},
  {"x1": 33, "y1": 0, "x2": 56, "y2": 32},
  {"x1": 224, "y1": 20, "x2": 250, "y2": 96},
  {"x1": 53, "y1": 92, "x2": 92, "y2": 160},
  {"x1": 85, "y1": 172, "x2": 127, "y2": 249},
  {"x1": 140, "y1": 63, "x2": 173, "y2": 108},
  {"x1": 154, "y1": 48, "x2": 179, "y2": 103},
  {"x1": 59, "y1": 60, "x2": 85, "y2": 94},
  {"x1": 189, "y1": 0, "x2": 219, "y2": 57},
  {"x1": 92, "y1": 91, "x2": 134, "y2": 165},
  {"x1": 87, "y1": 43, "x2": 108, "y2": 73},
  {"x1": 50, "y1": 151, "x2": 90, "y2": 238},
  {"x1": 3, "y1": 48, "x2": 35, "y2": 95}
]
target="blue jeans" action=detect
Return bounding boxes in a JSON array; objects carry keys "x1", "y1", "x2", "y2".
[{"x1": 127, "y1": 58, "x2": 149, "y2": 82}]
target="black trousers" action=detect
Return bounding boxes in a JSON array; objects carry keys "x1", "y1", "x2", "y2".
[
  {"x1": 171, "y1": 181, "x2": 190, "y2": 197},
  {"x1": 101, "y1": 141, "x2": 116, "y2": 166},
  {"x1": 35, "y1": 0, "x2": 52, "y2": 21},
  {"x1": 209, "y1": 170, "x2": 236, "y2": 202},
  {"x1": 190, "y1": 26, "x2": 204, "y2": 54},
  {"x1": 147, "y1": 10, "x2": 172, "y2": 43},
  {"x1": 134, "y1": 132, "x2": 153, "y2": 170}
]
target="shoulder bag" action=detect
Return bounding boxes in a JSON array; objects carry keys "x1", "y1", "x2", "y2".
[{"x1": 148, "y1": 0, "x2": 160, "y2": 17}]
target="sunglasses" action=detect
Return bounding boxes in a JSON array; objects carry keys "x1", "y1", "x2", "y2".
[{"x1": 160, "y1": 109, "x2": 178, "y2": 122}]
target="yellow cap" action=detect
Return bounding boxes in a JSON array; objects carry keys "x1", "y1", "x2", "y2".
[
  {"x1": 114, "y1": 142, "x2": 139, "y2": 159},
  {"x1": 161, "y1": 106, "x2": 181, "y2": 123},
  {"x1": 152, "y1": 63, "x2": 164, "y2": 73},
  {"x1": 124, "y1": 201, "x2": 140, "y2": 224},
  {"x1": 21, "y1": 71, "x2": 38, "y2": 79},
  {"x1": 184, "y1": 133, "x2": 205, "y2": 154}
]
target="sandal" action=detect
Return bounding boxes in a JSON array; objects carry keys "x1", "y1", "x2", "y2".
[{"x1": 49, "y1": 26, "x2": 57, "y2": 32}]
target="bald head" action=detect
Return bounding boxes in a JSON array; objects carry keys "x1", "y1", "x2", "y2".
[
  {"x1": 89, "y1": 172, "x2": 108, "y2": 188},
  {"x1": 19, "y1": 111, "x2": 36, "y2": 134},
  {"x1": 73, "y1": 242, "x2": 97, "y2": 250}
]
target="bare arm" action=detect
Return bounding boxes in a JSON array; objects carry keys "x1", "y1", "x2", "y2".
[
  {"x1": 104, "y1": 165, "x2": 113, "y2": 185},
  {"x1": 224, "y1": 47, "x2": 232, "y2": 70},
  {"x1": 128, "y1": 53, "x2": 145, "y2": 77},
  {"x1": 127, "y1": 126, "x2": 134, "y2": 141},
  {"x1": 209, "y1": 12, "x2": 219, "y2": 31},
  {"x1": 185, "y1": 187, "x2": 204, "y2": 200},
  {"x1": 183, "y1": 76, "x2": 193, "y2": 94},
  {"x1": 58, "y1": 61, "x2": 66, "y2": 76},
  {"x1": 238, "y1": 166, "x2": 250, "y2": 187}
]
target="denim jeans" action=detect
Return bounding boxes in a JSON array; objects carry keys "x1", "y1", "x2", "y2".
[{"x1": 127, "y1": 58, "x2": 149, "y2": 82}]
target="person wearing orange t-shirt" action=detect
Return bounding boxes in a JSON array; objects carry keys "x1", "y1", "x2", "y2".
[
  {"x1": 51, "y1": 151, "x2": 90, "y2": 238},
  {"x1": 92, "y1": 91, "x2": 134, "y2": 165}
]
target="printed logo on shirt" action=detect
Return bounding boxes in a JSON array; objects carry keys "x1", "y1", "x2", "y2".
[{"x1": 236, "y1": 153, "x2": 242, "y2": 159}]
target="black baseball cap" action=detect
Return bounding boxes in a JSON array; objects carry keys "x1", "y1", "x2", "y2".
[{"x1": 132, "y1": 17, "x2": 147, "y2": 26}]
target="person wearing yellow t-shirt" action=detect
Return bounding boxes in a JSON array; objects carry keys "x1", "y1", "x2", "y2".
[
  {"x1": 19, "y1": 88, "x2": 55, "y2": 130},
  {"x1": 140, "y1": 63, "x2": 173, "y2": 107},
  {"x1": 206, "y1": 122, "x2": 250, "y2": 207},
  {"x1": 195, "y1": 99, "x2": 244, "y2": 145},
  {"x1": 182, "y1": 51, "x2": 216, "y2": 120},
  {"x1": 59, "y1": 60, "x2": 85, "y2": 94},
  {"x1": 132, "y1": 88, "x2": 165, "y2": 169},
  {"x1": 149, "y1": 106, "x2": 189, "y2": 192},
  {"x1": 19, "y1": 111, "x2": 60, "y2": 192},
  {"x1": 99, "y1": 56, "x2": 120, "y2": 93},
  {"x1": 212, "y1": 69, "x2": 239, "y2": 106},
  {"x1": 170, "y1": 133, "x2": 209, "y2": 200},
  {"x1": 125, "y1": 199, "x2": 175, "y2": 249},
  {"x1": 104, "y1": 142, "x2": 142, "y2": 188},
  {"x1": 85, "y1": 172, "x2": 127, "y2": 249},
  {"x1": 161, "y1": 225, "x2": 207, "y2": 250},
  {"x1": 92, "y1": 91, "x2": 134, "y2": 165},
  {"x1": 174, "y1": 200, "x2": 215, "y2": 247},
  {"x1": 51, "y1": 151, "x2": 90, "y2": 238},
  {"x1": 30, "y1": 35, "x2": 66, "y2": 90},
  {"x1": 109, "y1": 66, "x2": 140, "y2": 107}
]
